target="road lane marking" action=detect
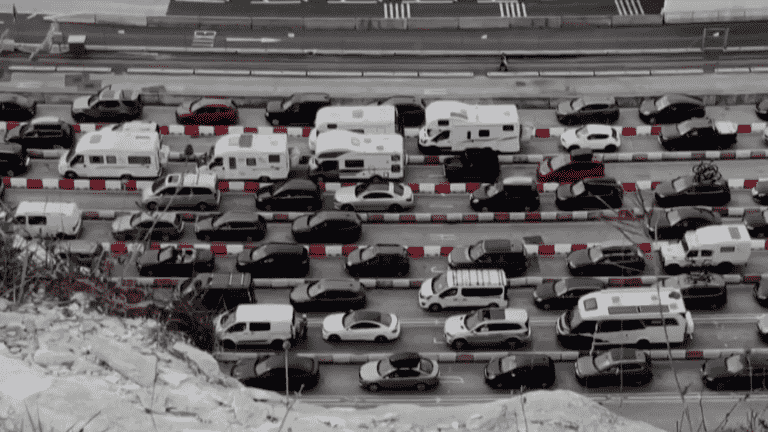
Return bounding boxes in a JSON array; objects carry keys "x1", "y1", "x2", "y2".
[
  {"x1": 438, "y1": 375, "x2": 464, "y2": 384},
  {"x1": 226, "y1": 37, "x2": 281, "y2": 43}
]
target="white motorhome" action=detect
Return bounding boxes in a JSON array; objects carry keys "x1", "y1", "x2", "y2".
[
  {"x1": 556, "y1": 287, "x2": 694, "y2": 349},
  {"x1": 659, "y1": 224, "x2": 752, "y2": 275},
  {"x1": 196, "y1": 133, "x2": 290, "y2": 181},
  {"x1": 308, "y1": 130, "x2": 404, "y2": 182},
  {"x1": 308, "y1": 105, "x2": 402, "y2": 151},
  {"x1": 417, "y1": 101, "x2": 520, "y2": 154},
  {"x1": 58, "y1": 131, "x2": 169, "y2": 180}
]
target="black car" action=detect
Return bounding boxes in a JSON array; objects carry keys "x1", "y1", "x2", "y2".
[
  {"x1": 375, "y1": 96, "x2": 425, "y2": 128},
  {"x1": 231, "y1": 354, "x2": 320, "y2": 392},
  {"x1": 346, "y1": 244, "x2": 410, "y2": 278},
  {"x1": 265, "y1": 93, "x2": 331, "y2": 126},
  {"x1": 752, "y1": 181, "x2": 768, "y2": 205},
  {"x1": 5, "y1": 117, "x2": 75, "y2": 150},
  {"x1": 537, "y1": 148, "x2": 605, "y2": 184},
  {"x1": 254, "y1": 179, "x2": 322, "y2": 212},
  {"x1": 236, "y1": 243, "x2": 310, "y2": 277},
  {"x1": 647, "y1": 206, "x2": 722, "y2": 240},
  {"x1": 658, "y1": 118, "x2": 738, "y2": 151},
  {"x1": 575, "y1": 348, "x2": 652, "y2": 387},
  {"x1": 469, "y1": 177, "x2": 540, "y2": 212},
  {"x1": 0, "y1": 94, "x2": 36, "y2": 121},
  {"x1": 655, "y1": 272, "x2": 727, "y2": 310},
  {"x1": 289, "y1": 278, "x2": 366, "y2": 312},
  {"x1": 702, "y1": 353, "x2": 768, "y2": 391},
  {"x1": 292, "y1": 211, "x2": 362, "y2": 244},
  {"x1": 554, "y1": 177, "x2": 623, "y2": 211},
  {"x1": 756, "y1": 97, "x2": 768, "y2": 121},
  {"x1": 443, "y1": 148, "x2": 500, "y2": 183},
  {"x1": 136, "y1": 246, "x2": 215, "y2": 277},
  {"x1": 639, "y1": 94, "x2": 706, "y2": 125},
  {"x1": 533, "y1": 277, "x2": 605, "y2": 310},
  {"x1": 654, "y1": 176, "x2": 731, "y2": 208},
  {"x1": 448, "y1": 239, "x2": 527, "y2": 276},
  {"x1": 567, "y1": 245, "x2": 646, "y2": 276},
  {"x1": 194, "y1": 211, "x2": 266, "y2": 242},
  {"x1": 176, "y1": 97, "x2": 238, "y2": 125},
  {"x1": 555, "y1": 96, "x2": 620, "y2": 126},
  {"x1": 484, "y1": 354, "x2": 556, "y2": 390},
  {"x1": 0, "y1": 143, "x2": 28, "y2": 177}
]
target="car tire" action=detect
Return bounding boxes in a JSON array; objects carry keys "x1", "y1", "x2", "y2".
[
  {"x1": 145, "y1": 269, "x2": 154, "y2": 277},
  {"x1": 568, "y1": 145, "x2": 580, "y2": 152},
  {"x1": 416, "y1": 383, "x2": 427, "y2": 392},
  {"x1": 664, "y1": 264, "x2": 683, "y2": 275},
  {"x1": 428, "y1": 304, "x2": 442, "y2": 312},
  {"x1": 202, "y1": 234, "x2": 211, "y2": 242},
  {"x1": 64, "y1": 171, "x2": 78, "y2": 179},
  {"x1": 197, "y1": 203, "x2": 210, "y2": 212},
  {"x1": 161, "y1": 233, "x2": 170, "y2": 242},
  {"x1": 389, "y1": 205, "x2": 403, "y2": 213},
  {"x1": 374, "y1": 335, "x2": 388, "y2": 343},
  {"x1": 5, "y1": 169, "x2": 15, "y2": 177},
  {"x1": 452, "y1": 339, "x2": 467, "y2": 350},
  {"x1": 327, "y1": 335, "x2": 341, "y2": 343},
  {"x1": 341, "y1": 205, "x2": 355, "y2": 212},
  {"x1": 271, "y1": 119, "x2": 280, "y2": 126},
  {"x1": 605, "y1": 145, "x2": 617, "y2": 152},
  {"x1": 541, "y1": 303, "x2": 551, "y2": 310},
  {"x1": 367, "y1": 384, "x2": 379, "y2": 392},
  {"x1": 120, "y1": 174, "x2": 133, "y2": 183},
  {"x1": 146, "y1": 202, "x2": 157, "y2": 212}
]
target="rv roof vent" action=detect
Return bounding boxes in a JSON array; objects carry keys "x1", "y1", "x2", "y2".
[
  {"x1": 668, "y1": 290, "x2": 682, "y2": 299},
  {"x1": 351, "y1": 137, "x2": 360, "y2": 146}
]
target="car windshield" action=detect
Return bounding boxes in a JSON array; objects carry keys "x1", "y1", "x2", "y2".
[
  {"x1": 129, "y1": 213, "x2": 142, "y2": 225},
  {"x1": 593, "y1": 352, "x2": 615, "y2": 372},
  {"x1": 469, "y1": 243, "x2": 486, "y2": 261},
  {"x1": 377, "y1": 359, "x2": 397, "y2": 377},
  {"x1": 485, "y1": 183, "x2": 503, "y2": 197},
  {"x1": 655, "y1": 96, "x2": 670, "y2": 111},
  {"x1": 588, "y1": 247, "x2": 604, "y2": 262},
  {"x1": 725, "y1": 355, "x2": 745, "y2": 374},
  {"x1": 571, "y1": 181, "x2": 587, "y2": 196},
  {"x1": 254, "y1": 360, "x2": 273, "y2": 376},
  {"x1": 566, "y1": 308, "x2": 584, "y2": 331},
  {"x1": 282, "y1": 99, "x2": 292, "y2": 111},
  {"x1": 151, "y1": 177, "x2": 167, "y2": 193},
  {"x1": 549, "y1": 155, "x2": 570, "y2": 172},
  {"x1": 499, "y1": 356, "x2": 517, "y2": 373},
  {"x1": 419, "y1": 359, "x2": 433, "y2": 374},
  {"x1": 87, "y1": 95, "x2": 99, "y2": 106},
  {"x1": 677, "y1": 120, "x2": 696, "y2": 135},
  {"x1": 432, "y1": 273, "x2": 449, "y2": 295},
  {"x1": 672, "y1": 177, "x2": 691, "y2": 193},
  {"x1": 158, "y1": 247, "x2": 176, "y2": 262},
  {"x1": 354, "y1": 184, "x2": 369, "y2": 195},
  {"x1": 393, "y1": 184, "x2": 405, "y2": 195},
  {"x1": 250, "y1": 247, "x2": 268, "y2": 262},
  {"x1": 570, "y1": 99, "x2": 585, "y2": 111},
  {"x1": 189, "y1": 99, "x2": 205, "y2": 112},
  {"x1": 307, "y1": 281, "x2": 323, "y2": 298},
  {"x1": 575, "y1": 126, "x2": 589, "y2": 137},
  {"x1": 360, "y1": 247, "x2": 378, "y2": 262},
  {"x1": 464, "y1": 309, "x2": 484, "y2": 329},
  {"x1": 553, "y1": 280, "x2": 569, "y2": 296}
]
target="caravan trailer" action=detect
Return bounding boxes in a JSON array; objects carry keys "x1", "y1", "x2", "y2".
[
  {"x1": 308, "y1": 105, "x2": 402, "y2": 151},
  {"x1": 308, "y1": 130, "x2": 404, "y2": 182},
  {"x1": 197, "y1": 133, "x2": 290, "y2": 181},
  {"x1": 418, "y1": 101, "x2": 520, "y2": 154}
]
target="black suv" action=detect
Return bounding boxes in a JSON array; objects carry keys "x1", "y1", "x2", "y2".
[
  {"x1": 470, "y1": 177, "x2": 540, "y2": 212},
  {"x1": 375, "y1": 96, "x2": 425, "y2": 128},
  {"x1": 255, "y1": 179, "x2": 322, "y2": 212},
  {"x1": 265, "y1": 93, "x2": 331, "y2": 126},
  {"x1": 484, "y1": 354, "x2": 556, "y2": 390},
  {"x1": 0, "y1": 94, "x2": 36, "y2": 121},
  {"x1": 533, "y1": 277, "x2": 605, "y2": 310},
  {"x1": 5, "y1": 117, "x2": 75, "y2": 150},
  {"x1": 639, "y1": 94, "x2": 706, "y2": 125},
  {"x1": 448, "y1": 239, "x2": 527, "y2": 276},
  {"x1": 0, "y1": 143, "x2": 28, "y2": 177},
  {"x1": 346, "y1": 244, "x2": 410, "y2": 278},
  {"x1": 567, "y1": 245, "x2": 646, "y2": 276},
  {"x1": 556, "y1": 96, "x2": 620, "y2": 126},
  {"x1": 555, "y1": 177, "x2": 623, "y2": 211},
  {"x1": 443, "y1": 148, "x2": 500, "y2": 183}
]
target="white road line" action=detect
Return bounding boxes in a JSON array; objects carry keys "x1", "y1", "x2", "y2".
[{"x1": 225, "y1": 37, "x2": 281, "y2": 43}]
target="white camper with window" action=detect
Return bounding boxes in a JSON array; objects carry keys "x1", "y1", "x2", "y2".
[
  {"x1": 417, "y1": 101, "x2": 520, "y2": 154},
  {"x1": 196, "y1": 133, "x2": 290, "y2": 182},
  {"x1": 308, "y1": 105, "x2": 402, "y2": 152},
  {"x1": 659, "y1": 224, "x2": 752, "y2": 274},
  {"x1": 58, "y1": 131, "x2": 169, "y2": 180},
  {"x1": 308, "y1": 130, "x2": 404, "y2": 182}
]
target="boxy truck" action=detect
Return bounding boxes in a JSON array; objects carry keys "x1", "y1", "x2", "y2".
[
  {"x1": 308, "y1": 130, "x2": 405, "y2": 182},
  {"x1": 196, "y1": 133, "x2": 290, "y2": 182},
  {"x1": 659, "y1": 224, "x2": 752, "y2": 275},
  {"x1": 417, "y1": 101, "x2": 521, "y2": 155}
]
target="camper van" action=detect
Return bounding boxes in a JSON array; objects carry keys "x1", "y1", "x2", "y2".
[
  {"x1": 308, "y1": 130, "x2": 404, "y2": 182},
  {"x1": 556, "y1": 287, "x2": 694, "y2": 349},
  {"x1": 659, "y1": 224, "x2": 752, "y2": 275},
  {"x1": 308, "y1": 105, "x2": 402, "y2": 152},
  {"x1": 58, "y1": 130, "x2": 169, "y2": 180},
  {"x1": 418, "y1": 101, "x2": 521, "y2": 155},
  {"x1": 197, "y1": 133, "x2": 290, "y2": 181},
  {"x1": 12, "y1": 201, "x2": 83, "y2": 239}
]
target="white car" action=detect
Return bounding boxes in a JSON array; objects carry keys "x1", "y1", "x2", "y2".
[
  {"x1": 560, "y1": 124, "x2": 621, "y2": 152},
  {"x1": 322, "y1": 310, "x2": 401, "y2": 342},
  {"x1": 333, "y1": 181, "x2": 414, "y2": 212}
]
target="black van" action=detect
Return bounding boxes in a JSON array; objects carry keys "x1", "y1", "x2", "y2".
[
  {"x1": 0, "y1": 143, "x2": 28, "y2": 177},
  {"x1": 443, "y1": 148, "x2": 500, "y2": 183},
  {"x1": 470, "y1": 177, "x2": 540, "y2": 212},
  {"x1": 447, "y1": 239, "x2": 527, "y2": 276},
  {"x1": 265, "y1": 93, "x2": 331, "y2": 126}
]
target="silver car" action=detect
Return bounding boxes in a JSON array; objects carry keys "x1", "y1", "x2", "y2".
[
  {"x1": 333, "y1": 181, "x2": 414, "y2": 212},
  {"x1": 443, "y1": 308, "x2": 531, "y2": 350},
  {"x1": 141, "y1": 173, "x2": 221, "y2": 212}
]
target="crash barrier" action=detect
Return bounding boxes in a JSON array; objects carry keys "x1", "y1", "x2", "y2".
[{"x1": 663, "y1": 10, "x2": 768, "y2": 24}]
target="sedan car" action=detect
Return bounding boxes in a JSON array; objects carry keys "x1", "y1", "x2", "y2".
[
  {"x1": 537, "y1": 149, "x2": 605, "y2": 183},
  {"x1": 111, "y1": 212, "x2": 184, "y2": 242},
  {"x1": 658, "y1": 118, "x2": 737, "y2": 151},
  {"x1": 484, "y1": 354, "x2": 556, "y2": 390},
  {"x1": 254, "y1": 179, "x2": 322, "y2": 212},
  {"x1": 176, "y1": 98, "x2": 238, "y2": 125},
  {"x1": 333, "y1": 182, "x2": 414, "y2": 213},
  {"x1": 5, "y1": 117, "x2": 75, "y2": 150},
  {"x1": 236, "y1": 242, "x2": 309, "y2": 277},
  {"x1": 560, "y1": 124, "x2": 620, "y2": 152},
  {"x1": 136, "y1": 246, "x2": 215, "y2": 277},
  {"x1": 359, "y1": 352, "x2": 439, "y2": 392},
  {"x1": 291, "y1": 211, "x2": 362, "y2": 244},
  {"x1": 231, "y1": 354, "x2": 319, "y2": 392},
  {"x1": 322, "y1": 310, "x2": 401, "y2": 342},
  {"x1": 556, "y1": 96, "x2": 619, "y2": 126},
  {"x1": 567, "y1": 245, "x2": 646, "y2": 276},
  {"x1": 639, "y1": 94, "x2": 706, "y2": 124},
  {"x1": 194, "y1": 211, "x2": 266, "y2": 242},
  {"x1": 554, "y1": 177, "x2": 623, "y2": 211},
  {"x1": 346, "y1": 244, "x2": 410, "y2": 278},
  {"x1": 752, "y1": 181, "x2": 768, "y2": 205},
  {"x1": 533, "y1": 277, "x2": 605, "y2": 310},
  {"x1": 653, "y1": 272, "x2": 727, "y2": 310},
  {"x1": 575, "y1": 348, "x2": 652, "y2": 387},
  {"x1": 654, "y1": 176, "x2": 731, "y2": 208},
  {"x1": 647, "y1": 206, "x2": 722, "y2": 240},
  {"x1": 374, "y1": 96, "x2": 425, "y2": 128},
  {"x1": 0, "y1": 94, "x2": 36, "y2": 121},
  {"x1": 289, "y1": 278, "x2": 366, "y2": 312},
  {"x1": 702, "y1": 353, "x2": 768, "y2": 391}
]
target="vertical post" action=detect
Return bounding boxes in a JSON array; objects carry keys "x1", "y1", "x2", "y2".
[{"x1": 283, "y1": 340, "x2": 291, "y2": 405}]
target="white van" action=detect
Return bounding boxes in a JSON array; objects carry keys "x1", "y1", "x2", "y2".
[
  {"x1": 214, "y1": 304, "x2": 308, "y2": 351},
  {"x1": 197, "y1": 133, "x2": 290, "y2": 182},
  {"x1": 12, "y1": 201, "x2": 83, "y2": 239},
  {"x1": 308, "y1": 105, "x2": 402, "y2": 151},
  {"x1": 58, "y1": 130, "x2": 170, "y2": 180},
  {"x1": 556, "y1": 287, "x2": 694, "y2": 349},
  {"x1": 418, "y1": 269, "x2": 508, "y2": 312},
  {"x1": 660, "y1": 224, "x2": 751, "y2": 274},
  {"x1": 308, "y1": 130, "x2": 404, "y2": 182},
  {"x1": 418, "y1": 101, "x2": 520, "y2": 154}
]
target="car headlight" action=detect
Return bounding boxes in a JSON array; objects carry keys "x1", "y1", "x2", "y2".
[
  {"x1": 471, "y1": 198, "x2": 479, "y2": 204},
  {"x1": 487, "y1": 373, "x2": 496, "y2": 380}
]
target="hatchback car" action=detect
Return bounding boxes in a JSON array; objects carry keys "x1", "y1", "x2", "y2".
[
  {"x1": 374, "y1": 96, "x2": 425, "y2": 128},
  {"x1": 254, "y1": 179, "x2": 322, "y2": 212},
  {"x1": 747, "y1": 210, "x2": 768, "y2": 238},
  {"x1": 236, "y1": 243, "x2": 310, "y2": 277},
  {"x1": 291, "y1": 211, "x2": 362, "y2": 244},
  {"x1": 0, "y1": 94, "x2": 36, "y2": 121},
  {"x1": 359, "y1": 352, "x2": 439, "y2": 392},
  {"x1": 653, "y1": 272, "x2": 727, "y2": 310},
  {"x1": 484, "y1": 354, "x2": 556, "y2": 390},
  {"x1": 658, "y1": 118, "x2": 738, "y2": 151},
  {"x1": 639, "y1": 94, "x2": 706, "y2": 125},
  {"x1": 575, "y1": 348, "x2": 652, "y2": 387},
  {"x1": 322, "y1": 310, "x2": 401, "y2": 342},
  {"x1": 648, "y1": 206, "x2": 722, "y2": 240},
  {"x1": 289, "y1": 278, "x2": 366, "y2": 312},
  {"x1": 265, "y1": 93, "x2": 331, "y2": 126},
  {"x1": 176, "y1": 98, "x2": 238, "y2": 125},
  {"x1": 444, "y1": 307, "x2": 531, "y2": 350},
  {"x1": 555, "y1": 177, "x2": 623, "y2": 211},
  {"x1": 533, "y1": 277, "x2": 605, "y2": 310},
  {"x1": 556, "y1": 96, "x2": 620, "y2": 126},
  {"x1": 231, "y1": 354, "x2": 320, "y2": 392},
  {"x1": 194, "y1": 211, "x2": 266, "y2": 242},
  {"x1": 560, "y1": 124, "x2": 620, "y2": 152},
  {"x1": 137, "y1": 246, "x2": 215, "y2": 277},
  {"x1": 537, "y1": 149, "x2": 605, "y2": 183},
  {"x1": 71, "y1": 86, "x2": 143, "y2": 123},
  {"x1": 333, "y1": 181, "x2": 414, "y2": 213},
  {"x1": 702, "y1": 353, "x2": 768, "y2": 391},
  {"x1": 0, "y1": 143, "x2": 29, "y2": 177},
  {"x1": 111, "y1": 212, "x2": 184, "y2": 242},
  {"x1": 567, "y1": 245, "x2": 646, "y2": 276},
  {"x1": 443, "y1": 148, "x2": 500, "y2": 183},
  {"x1": 447, "y1": 238, "x2": 527, "y2": 276},
  {"x1": 470, "y1": 177, "x2": 540, "y2": 212},
  {"x1": 5, "y1": 117, "x2": 75, "y2": 150},
  {"x1": 142, "y1": 173, "x2": 221, "y2": 212},
  {"x1": 654, "y1": 176, "x2": 731, "y2": 208},
  {"x1": 346, "y1": 244, "x2": 410, "y2": 278}
]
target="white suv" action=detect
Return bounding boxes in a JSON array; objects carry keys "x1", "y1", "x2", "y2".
[{"x1": 444, "y1": 307, "x2": 530, "y2": 350}]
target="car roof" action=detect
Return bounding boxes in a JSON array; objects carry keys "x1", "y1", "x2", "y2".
[
  {"x1": 193, "y1": 97, "x2": 234, "y2": 108},
  {"x1": 257, "y1": 242, "x2": 307, "y2": 255},
  {"x1": 348, "y1": 310, "x2": 386, "y2": 323},
  {"x1": 163, "y1": 173, "x2": 218, "y2": 188},
  {"x1": 581, "y1": 177, "x2": 619, "y2": 186},
  {"x1": 0, "y1": 93, "x2": 27, "y2": 104},
  {"x1": 563, "y1": 277, "x2": 605, "y2": 289},
  {"x1": 579, "y1": 124, "x2": 615, "y2": 134},
  {"x1": 580, "y1": 96, "x2": 616, "y2": 105},
  {"x1": 502, "y1": 176, "x2": 534, "y2": 187},
  {"x1": 607, "y1": 347, "x2": 645, "y2": 361},
  {"x1": 361, "y1": 183, "x2": 392, "y2": 193},
  {"x1": 478, "y1": 308, "x2": 528, "y2": 323},
  {"x1": 388, "y1": 352, "x2": 422, "y2": 369},
  {"x1": 28, "y1": 116, "x2": 64, "y2": 126},
  {"x1": 235, "y1": 304, "x2": 295, "y2": 322},
  {"x1": 311, "y1": 211, "x2": 359, "y2": 223},
  {"x1": 679, "y1": 117, "x2": 711, "y2": 128},
  {"x1": 659, "y1": 94, "x2": 703, "y2": 105},
  {"x1": 275, "y1": 178, "x2": 318, "y2": 192},
  {"x1": 256, "y1": 354, "x2": 315, "y2": 371},
  {"x1": 289, "y1": 93, "x2": 330, "y2": 102},
  {"x1": 215, "y1": 211, "x2": 261, "y2": 224},
  {"x1": 136, "y1": 212, "x2": 178, "y2": 224},
  {"x1": 317, "y1": 278, "x2": 361, "y2": 292}
]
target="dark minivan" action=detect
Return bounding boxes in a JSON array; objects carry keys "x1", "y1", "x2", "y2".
[
  {"x1": 448, "y1": 239, "x2": 527, "y2": 276},
  {"x1": 254, "y1": 179, "x2": 323, "y2": 212},
  {"x1": 265, "y1": 93, "x2": 331, "y2": 126},
  {"x1": 0, "y1": 143, "x2": 28, "y2": 177},
  {"x1": 470, "y1": 177, "x2": 540, "y2": 212},
  {"x1": 236, "y1": 243, "x2": 310, "y2": 277},
  {"x1": 346, "y1": 244, "x2": 410, "y2": 278}
]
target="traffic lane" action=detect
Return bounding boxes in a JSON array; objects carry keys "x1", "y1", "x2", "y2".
[{"x1": 603, "y1": 159, "x2": 768, "y2": 181}]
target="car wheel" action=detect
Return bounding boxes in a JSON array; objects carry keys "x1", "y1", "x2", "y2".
[
  {"x1": 636, "y1": 339, "x2": 650, "y2": 350},
  {"x1": 327, "y1": 335, "x2": 341, "y2": 343},
  {"x1": 506, "y1": 338, "x2": 520, "y2": 349},
  {"x1": 271, "y1": 119, "x2": 280, "y2": 126},
  {"x1": 605, "y1": 145, "x2": 617, "y2": 152},
  {"x1": 341, "y1": 204, "x2": 355, "y2": 212},
  {"x1": 145, "y1": 269, "x2": 154, "y2": 277},
  {"x1": 64, "y1": 171, "x2": 78, "y2": 179},
  {"x1": 452, "y1": 339, "x2": 467, "y2": 350},
  {"x1": 367, "y1": 384, "x2": 379, "y2": 392},
  {"x1": 494, "y1": 381, "x2": 505, "y2": 389},
  {"x1": 715, "y1": 381, "x2": 726, "y2": 392},
  {"x1": 146, "y1": 202, "x2": 157, "y2": 211},
  {"x1": 480, "y1": 206, "x2": 489, "y2": 212},
  {"x1": 568, "y1": 145, "x2": 580, "y2": 152},
  {"x1": 5, "y1": 169, "x2": 15, "y2": 177},
  {"x1": 263, "y1": 204, "x2": 272, "y2": 211},
  {"x1": 197, "y1": 203, "x2": 209, "y2": 212},
  {"x1": 389, "y1": 205, "x2": 403, "y2": 213},
  {"x1": 428, "y1": 304, "x2": 442, "y2": 312},
  {"x1": 202, "y1": 234, "x2": 211, "y2": 242},
  {"x1": 416, "y1": 383, "x2": 427, "y2": 392},
  {"x1": 374, "y1": 335, "x2": 388, "y2": 343},
  {"x1": 120, "y1": 174, "x2": 132, "y2": 183},
  {"x1": 222, "y1": 340, "x2": 236, "y2": 350},
  {"x1": 542, "y1": 303, "x2": 551, "y2": 310},
  {"x1": 664, "y1": 264, "x2": 682, "y2": 275}
]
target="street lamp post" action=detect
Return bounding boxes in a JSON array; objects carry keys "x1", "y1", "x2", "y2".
[{"x1": 283, "y1": 341, "x2": 291, "y2": 405}]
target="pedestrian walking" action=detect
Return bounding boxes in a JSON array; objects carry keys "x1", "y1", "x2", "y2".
[{"x1": 499, "y1": 54, "x2": 509, "y2": 72}]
